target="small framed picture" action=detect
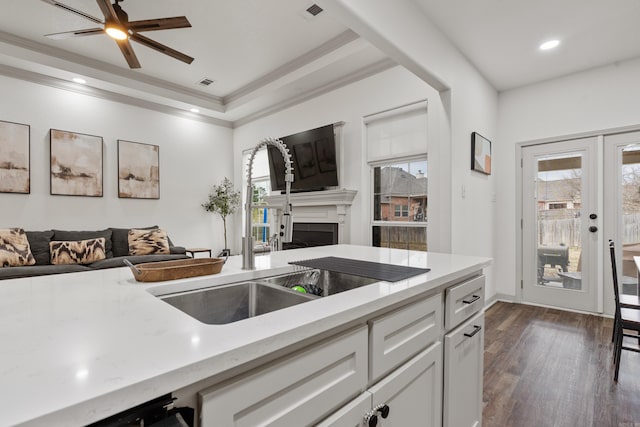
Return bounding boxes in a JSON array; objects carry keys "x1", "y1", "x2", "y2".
[
  {"x1": 50, "y1": 129, "x2": 103, "y2": 197},
  {"x1": 118, "y1": 140, "x2": 160, "y2": 199},
  {"x1": 471, "y1": 132, "x2": 491, "y2": 175},
  {"x1": 0, "y1": 120, "x2": 30, "y2": 194}
]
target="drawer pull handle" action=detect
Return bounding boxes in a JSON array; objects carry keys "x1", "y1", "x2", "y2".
[
  {"x1": 462, "y1": 295, "x2": 480, "y2": 305},
  {"x1": 464, "y1": 325, "x2": 482, "y2": 338},
  {"x1": 364, "y1": 412, "x2": 378, "y2": 427},
  {"x1": 376, "y1": 404, "x2": 390, "y2": 419}
]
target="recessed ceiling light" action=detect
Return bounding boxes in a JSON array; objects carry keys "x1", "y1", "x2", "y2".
[
  {"x1": 539, "y1": 40, "x2": 560, "y2": 51},
  {"x1": 72, "y1": 77, "x2": 86, "y2": 84},
  {"x1": 190, "y1": 108, "x2": 200, "y2": 113}
]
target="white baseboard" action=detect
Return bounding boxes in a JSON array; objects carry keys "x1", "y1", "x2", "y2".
[
  {"x1": 485, "y1": 295, "x2": 614, "y2": 319},
  {"x1": 484, "y1": 293, "x2": 515, "y2": 309}
]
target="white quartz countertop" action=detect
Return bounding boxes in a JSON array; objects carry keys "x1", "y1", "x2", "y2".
[{"x1": 0, "y1": 245, "x2": 490, "y2": 426}]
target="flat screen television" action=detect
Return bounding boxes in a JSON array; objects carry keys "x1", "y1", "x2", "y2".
[{"x1": 267, "y1": 124, "x2": 338, "y2": 192}]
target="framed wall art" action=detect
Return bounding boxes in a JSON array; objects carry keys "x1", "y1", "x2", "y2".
[
  {"x1": 0, "y1": 120, "x2": 30, "y2": 194},
  {"x1": 471, "y1": 131, "x2": 492, "y2": 175},
  {"x1": 50, "y1": 129, "x2": 103, "y2": 197},
  {"x1": 117, "y1": 140, "x2": 160, "y2": 199}
]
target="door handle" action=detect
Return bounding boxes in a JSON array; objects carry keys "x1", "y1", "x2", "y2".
[{"x1": 589, "y1": 226, "x2": 598, "y2": 232}]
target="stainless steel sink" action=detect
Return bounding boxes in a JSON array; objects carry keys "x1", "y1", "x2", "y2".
[
  {"x1": 160, "y1": 281, "x2": 315, "y2": 325},
  {"x1": 260, "y1": 269, "x2": 378, "y2": 297}
]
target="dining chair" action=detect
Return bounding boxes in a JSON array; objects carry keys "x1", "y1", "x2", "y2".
[
  {"x1": 609, "y1": 240, "x2": 640, "y2": 382},
  {"x1": 610, "y1": 241, "x2": 640, "y2": 342}
]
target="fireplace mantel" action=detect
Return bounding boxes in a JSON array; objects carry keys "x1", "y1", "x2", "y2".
[
  {"x1": 264, "y1": 189, "x2": 357, "y2": 244},
  {"x1": 265, "y1": 189, "x2": 356, "y2": 207}
]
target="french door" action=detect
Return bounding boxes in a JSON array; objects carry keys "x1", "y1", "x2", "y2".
[
  {"x1": 604, "y1": 131, "x2": 640, "y2": 298},
  {"x1": 522, "y1": 137, "x2": 599, "y2": 312}
]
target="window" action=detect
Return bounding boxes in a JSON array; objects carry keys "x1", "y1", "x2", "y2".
[
  {"x1": 251, "y1": 179, "x2": 271, "y2": 243},
  {"x1": 394, "y1": 204, "x2": 409, "y2": 217},
  {"x1": 365, "y1": 101, "x2": 428, "y2": 251},
  {"x1": 372, "y1": 159, "x2": 427, "y2": 250},
  {"x1": 242, "y1": 148, "x2": 272, "y2": 244}
]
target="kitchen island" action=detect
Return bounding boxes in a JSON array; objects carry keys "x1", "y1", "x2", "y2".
[{"x1": 0, "y1": 245, "x2": 490, "y2": 426}]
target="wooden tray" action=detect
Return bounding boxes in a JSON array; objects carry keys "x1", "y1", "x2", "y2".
[{"x1": 125, "y1": 258, "x2": 225, "y2": 282}]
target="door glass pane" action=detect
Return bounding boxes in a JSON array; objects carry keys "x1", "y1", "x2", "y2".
[
  {"x1": 536, "y1": 154, "x2": 582, "y2": 290},
  {"x1": 621, "y1": 147, "x2": 640, "y2": 295}
]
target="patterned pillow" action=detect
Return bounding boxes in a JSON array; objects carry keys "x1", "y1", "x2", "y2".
[
  {"x1": 50, "y1": 238, "x2": 107, "y2": 265},
  {"x1": 128, "y1": 228, "x2": 170, "y2": 255},
  {"x1": 0, "y1": 228, "x2": 36, "y2": 267}
]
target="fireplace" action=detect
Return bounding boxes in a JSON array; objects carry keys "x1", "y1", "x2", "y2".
[
  {"x1": 283, "y1": 222, "x2": 338, "y2": 250},
  {"x1": 264, "y1": 189, "x2": 357, "y2": 249}
]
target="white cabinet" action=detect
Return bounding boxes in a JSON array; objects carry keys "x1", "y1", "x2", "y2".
[
  {"x1": 314, "y1": 393, "x2": 372, "y2": 427},
  {"x1": 443, "y1": 312, "x2": 485, "y2": 427},
  {"x1": 199, "y1": 326, "x2": 368, "y2": 427},
  {"x1": 368, "y1": 342, "x2": 442, "y2": 427},
  {"x1": 317, "y1": 343, "x2": 442, "y2": 427}
]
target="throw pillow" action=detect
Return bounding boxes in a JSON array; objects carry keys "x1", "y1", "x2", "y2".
[
  {"x1": 52, "y1": 229, "x2": 113, "y2": 258},
  {"x1": 128, "y1": 228, "x2": 170, "y2": 255},
  {"x1": 50, "y1": 238, "x2": 107, "y2": 265},
  {"x1": 0, "y1": 228, "x2": 36, "y2": 267},
  {"x1": 26, "y1": 230, "x2": 55, "y2": 265},
  {"x1": 110, "y1": 225, "x2": 159, "y2": 257}
]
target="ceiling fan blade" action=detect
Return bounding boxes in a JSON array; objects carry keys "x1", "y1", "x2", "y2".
[
  {"x1": 127, "y1": 17, "x2": 191, "y2": 32},
  {"x1": 130, "y1": 33, "x2": 194, "y2": 64},
  {"x1": 45, "y1": 28, "x2": 105, "y2": 39},
  {"x1": 115, "y1": 38, "x2": 141, "y2": 69},
  {"x1": 96, "y1": 0, "x2": 119, "y2": 23},
  {"x1": 40, "y1": 0, "x2": 104, "y2": 25}
]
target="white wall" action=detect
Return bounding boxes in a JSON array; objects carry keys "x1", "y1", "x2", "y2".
[
  {"x1": 0, "y1": 74, "x2": 234, "y2": 253},
  {"x1": 233, "y1": 65, "x2": 440, "y2": 248},
  {"x1": 495, "y1": 57, "x2": 640, "y2": 302}
]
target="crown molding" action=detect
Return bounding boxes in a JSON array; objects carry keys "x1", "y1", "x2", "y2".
[
  {"x1": 223, "y1": 30, "x2": 361, "y2": 108},
  {"x1": 232, "y1": 58, "x2": 396, "y2": 128},
  {"x1": 0, "y1": 30, "x2": 225, "y2": 111},
  {"x1": 0, "y1": 63, "x2": 232, "y2": 128}
]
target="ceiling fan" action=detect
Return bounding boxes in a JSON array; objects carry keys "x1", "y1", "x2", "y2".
[{"x1": 41, "y1": 0, "x2": 194, "y2": 69}]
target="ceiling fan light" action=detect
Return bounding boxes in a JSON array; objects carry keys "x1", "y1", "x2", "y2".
[{"x1": 105, "y1": 23, "x2": 128, "y2": 40}]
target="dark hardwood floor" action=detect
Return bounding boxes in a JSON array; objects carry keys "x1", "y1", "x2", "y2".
[{"x1": 483, "y1": 302, "x2": 640, "y2": 427}]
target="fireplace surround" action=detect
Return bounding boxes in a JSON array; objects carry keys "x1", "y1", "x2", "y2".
[{"x1": 264, "y1": 189, "x2": 356, "y2": 250}]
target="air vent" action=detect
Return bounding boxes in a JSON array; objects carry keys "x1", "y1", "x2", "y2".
[
  {"x1": 198, "y1": 78, "x2": 214, "y2": 86},
  {"x1": 306, "y1": 4, "x2": 323, "y2": 16}
]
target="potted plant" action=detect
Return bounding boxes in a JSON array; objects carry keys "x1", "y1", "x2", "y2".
[{"x1": 202, "y1": 177, "x2": 241, "y2": 256}]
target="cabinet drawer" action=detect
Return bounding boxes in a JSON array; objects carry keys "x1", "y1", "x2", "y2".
[
  {"x1": 369, "y1": 293, "x2": 441, "y2": 383},
  {"x1": 445, "y1": 275, "x2": 485, "y2": 330},
  {"x1": 199, "y1": 326, "x2": 368, "y2": 427}
]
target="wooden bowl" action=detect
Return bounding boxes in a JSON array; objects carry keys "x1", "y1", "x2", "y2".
[{"x1": 125, "y1": 257, "x2": 225, "y2": 282}]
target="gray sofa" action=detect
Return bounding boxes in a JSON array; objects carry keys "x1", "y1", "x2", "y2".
[{"x1": 0, "y1": 226, "x2": 189, "y2": 280}]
